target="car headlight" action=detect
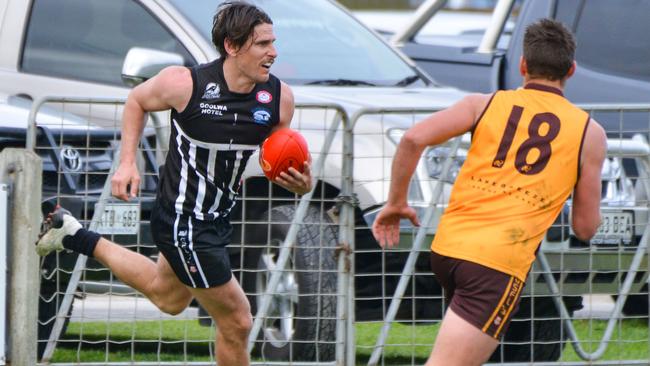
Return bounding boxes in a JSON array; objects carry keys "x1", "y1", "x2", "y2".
[{"x1": 424, "y1": 146, "x2": 466, "y2": 184}]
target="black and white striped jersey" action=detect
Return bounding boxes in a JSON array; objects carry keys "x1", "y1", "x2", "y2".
[{"x1": 158, "y1": 58, "x2": 281, "y2": 220}]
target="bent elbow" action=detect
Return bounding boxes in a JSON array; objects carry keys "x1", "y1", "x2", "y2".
[
  {"x1": 572, "y1": 217, "x2": 600, "y2": 242},
  {"x1": 401, "y1": 129, "x2": 427, "y2": 151},
  {"x1": 573, "y1": 227, "x2": 597, "y2": 242}
]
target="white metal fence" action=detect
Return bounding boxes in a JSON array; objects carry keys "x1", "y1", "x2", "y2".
[
  {"x1": 25, "y1": 97, "x2": 351, "y2": 365},
  {"x1": 4, "y1": 97, "x2": 649, "y2": 365},
  {"x1": 352, "y1": 105, "x2": 650, "y2": 366},
  {"x1": 0, "y1": 183, "x2": 7, "y2": 365}
]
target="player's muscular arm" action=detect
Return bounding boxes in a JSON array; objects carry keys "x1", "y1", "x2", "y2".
[
  {"x1": 386, "y1": 93, "x2": 490, "y2": 205},
  {"x1": 373, "y1": 94, "x2": 490, "y2": 248},
  {"x1": 112, "y1": 66, "x2": 192, "y2": 201},
  {"x1": 274, "y1": 81, "x2": 295, "y2": 131},
  {"x1": 572, "y1": 119, "x2": 607, "y2": 240},
  {"x1": 120, "y1": 66, "x2": 191, "y2": 164}
]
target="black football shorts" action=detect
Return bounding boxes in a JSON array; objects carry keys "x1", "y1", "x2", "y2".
[{"x1": 150, "y1": 198, "x2": 233, "y2": 288}]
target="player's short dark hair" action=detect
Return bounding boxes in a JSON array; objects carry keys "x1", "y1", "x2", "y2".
[
  {"x1": 523, "y1": 19, "x2": 576, "y2": 81},
  {"x1": 212, "y1": 1, "x2": 273, "y2": 57}
]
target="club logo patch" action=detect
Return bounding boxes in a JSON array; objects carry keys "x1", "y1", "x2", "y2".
[
  {"x1": 202, "y1": 82, "x2": 221, "y2": 100},
  {"x1": 256, "y1": 90, "x2": 272, "y2": 104},
  {"x1": 252, "y1": 107, "x2": 271, "y2": 124}
]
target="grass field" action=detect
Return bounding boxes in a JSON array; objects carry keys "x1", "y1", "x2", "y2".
[{"x1": 51, "y1": 318, "x2": 649, "y2": 364}]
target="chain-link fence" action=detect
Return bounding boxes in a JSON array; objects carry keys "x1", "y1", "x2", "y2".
[
  {"x1": 6, "y1": 98, "x2": 650, "y2": 365},
  {"x1": 352, "y1": 105, "x2": 650, "y2": 365},
  {"x1": 24, "y1": 97, "x2": 351, "y2": 365}
]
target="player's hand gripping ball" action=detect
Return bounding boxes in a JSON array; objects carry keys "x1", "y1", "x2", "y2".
[{"x1": 259, "y1": 128, "x2": 311, "y2": 180}]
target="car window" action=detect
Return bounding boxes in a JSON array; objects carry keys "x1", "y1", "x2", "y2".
[
  {"x1": 573, "y1": 0, "x2": 650, "y2": 82},
  {"x1": 21, "y1": 0, "x2": 195, "y2": 86},
  {"x1": 167, "y1": 0, "x2": 422, "y2": 86},
  {"x1": 554, "y1": 1, "x2": 582, "y2": 30}
]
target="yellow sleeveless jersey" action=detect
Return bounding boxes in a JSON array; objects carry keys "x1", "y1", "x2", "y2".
[{"x1": 431, "y1": 84, "x2": 590, "y2": 281}]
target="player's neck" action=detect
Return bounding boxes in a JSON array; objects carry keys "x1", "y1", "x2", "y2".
[
  {"x1": 523, "y1": 77, "x2": 565, "y2": 92},
  {"x1": 222, "y1": 57, "x2": 256, "y2": 94}
]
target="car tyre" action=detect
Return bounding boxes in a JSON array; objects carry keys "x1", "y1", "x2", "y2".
[
  {"x1": 621, "y1": 284, "x2": 649, "y2": 318},
  {"x1": 244, "y1": 204, "x2": 337, "y2": 362}
]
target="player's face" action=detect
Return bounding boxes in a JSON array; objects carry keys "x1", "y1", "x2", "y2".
[{"x1": 236, "y1": 23, "x2": 277, "y2": 84}]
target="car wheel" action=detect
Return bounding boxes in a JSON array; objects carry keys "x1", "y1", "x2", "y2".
[
  {"x1": 245, "y1": 205, "x2": 337, "y2": 361},
  {"x1": 620, "y1": 284, "x2": 649, "y2": 318},
  {"x1": 489, "y1": 296, "x2": 580, "y2": 362}
]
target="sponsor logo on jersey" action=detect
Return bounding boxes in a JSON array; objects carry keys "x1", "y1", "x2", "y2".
[
  {"x1": 200, "y1": 102, "x2": 228, "y2": 116},
  {"x1": 256, "y1": 90, "x2": 272, "y2": 104},
  {"x1": 202, "y1": 82, "x2": 221, "y2": 100},
  {"x1": 251, "y1": 107, "x2": 271, "y2": 124}
]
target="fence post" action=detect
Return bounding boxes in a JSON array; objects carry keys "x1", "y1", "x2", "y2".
[
  {"x1": 0, "y1": 184, "x2": 7, "y2": 365},
  {"x1": 0, "y1": 148, "x2": 42, "y2": 366}
]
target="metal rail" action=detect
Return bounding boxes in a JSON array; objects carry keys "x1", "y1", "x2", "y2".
[
  {"x1": 27, "y1": 97, "x2": 132, "y2": 362},
  {"x1": 358, "y1": 104, "x2": 650, "y2": 365},
  {"x1": 390, "y1": 0, "x2": 448, "y2": 46},
  {"x1": 477, "y1": 0, "x2": 516, "y2": 53},
  {"x1": 30, "y1": 97, "x2": 351, "y2": 364},
  {"x1": 246, "y1": 104, "x2": 349, "y2": 366},
  {"x1": 538, "y1": 138, "x2": 650, "y2": 361},
  {"x1": 347, "y1": 106, "x2": 457, "y2": 366},
  {"x1": 27, "y1": 99, "x2": 650, "y2": 365}
]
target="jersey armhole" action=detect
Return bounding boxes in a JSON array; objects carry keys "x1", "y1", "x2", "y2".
[
  {"x1": 470, "y1": 92, "x2": 497, "y2": 139},
  {"x1": 273, "y1": 76, "x2": 282, "y2": 127},
  {"x1": 173, "y1": 66, "x2": 198, "y2": 118},
  {"x1": 576, "y1": 115, "x2": 591, "y2": 179}
]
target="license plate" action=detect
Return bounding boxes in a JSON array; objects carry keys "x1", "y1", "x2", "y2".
[
  {"x1": 94, "y1": 203, "x2": 140, "y2": 235},
  {"x1": 591, "y1": 211, "x2": 634, "y2": 245}
]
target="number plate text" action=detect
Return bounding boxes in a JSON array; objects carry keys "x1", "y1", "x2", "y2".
[
  {"x1": 591, "y1": 211, "x2": 633, "y2": 245},
  {"x1": 94, "y1": 203, "x2": 140, "y2": 235}
]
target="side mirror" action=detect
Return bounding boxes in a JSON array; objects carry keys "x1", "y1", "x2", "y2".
[{"x1": 121, "y1": 47, "x2": 185, "y2": 87}]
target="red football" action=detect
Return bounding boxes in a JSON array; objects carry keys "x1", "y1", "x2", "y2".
[{"x1": 259, "y1": 128, "x2": 311, "y2": 180}]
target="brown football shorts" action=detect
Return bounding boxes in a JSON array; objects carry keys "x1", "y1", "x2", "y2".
[{"x1": 430, "y1": 251, "x2": 525, "y2": 338}]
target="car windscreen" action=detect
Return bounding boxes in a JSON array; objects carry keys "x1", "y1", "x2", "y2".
[{"x1": 167, "y1": 0, "x2": 422, "y2": 86}]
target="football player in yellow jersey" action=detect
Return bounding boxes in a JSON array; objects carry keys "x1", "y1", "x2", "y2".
[{"x1": 372, "y1": 19, "x2": 606, "y2": 366}]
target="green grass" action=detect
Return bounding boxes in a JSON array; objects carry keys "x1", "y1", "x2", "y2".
[
  {"x1": 52, "y1": 321, "x2": 216, "y2": 363},
  {"x1": 355, "y1": 322, "x2": 438, "y2": 364},
  {"x1": 52, "y1": 318, "x2": 649, "y2": 364},
  {"x1": 560, "y1": 319, "x2": 650, "y2": 361}
]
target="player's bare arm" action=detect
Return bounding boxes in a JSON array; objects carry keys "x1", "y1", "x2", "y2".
[
  {"x1": 111, "y1": 66, "x2": 192, "y2": 201},
  {"x1": 273, "y1": 82, "x2": 313, "y2": 195},
  {"x1": 571, "y1": 119, "x2": 607, "y2": 240},
  {"x1": 372, "y1": 93, "x2": 491, "y2": 248}
]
